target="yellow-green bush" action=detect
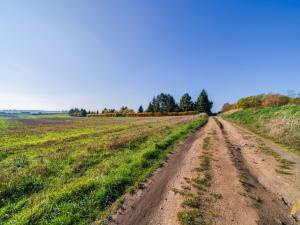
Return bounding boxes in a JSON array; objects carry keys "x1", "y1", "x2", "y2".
[
  {"x1": 236, "y1": 95, "x2": 264, "y2": 109},
  {"x1": 262, "y1": 94, "x2": 290, "y2": 107}
]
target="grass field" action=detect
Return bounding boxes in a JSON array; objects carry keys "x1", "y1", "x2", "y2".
[
  {"x1": 223, "y1": 105, "x2": 300, "y2": 155},
  {"x1": 0, "y1": 115, "x2": 207, "y2": 225},
  {"x1": 0, "y1": 117, "x2": 12, "y2": 130}
]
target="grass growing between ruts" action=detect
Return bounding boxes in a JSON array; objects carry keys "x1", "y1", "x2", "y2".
[
  {"x1": 0, "y1": 115, "x2": 207, "y2": 225},
  {"x1": 256, "y1": 139, "x2": 295, "y2": 175},
  {"x1": 177, "y1": 136, "x2": 217, "y2": 225}
]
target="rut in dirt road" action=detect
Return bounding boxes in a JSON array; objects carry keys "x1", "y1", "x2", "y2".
[
  {"x1": 217, "y1": 117, "x2": 296, "y2": 225},
  {"x1": 107, "y1": 126, "x2": 206, "y2": 225},
  {"x1": 107, "y1": 118, "x2": 298, "y2": 225}
]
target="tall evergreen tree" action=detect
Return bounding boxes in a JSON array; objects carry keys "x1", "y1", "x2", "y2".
[
  {"x1": 79, "y1": 109, "x2": 87, "y2": 117},
  {"x1": 138, "y1": 105, "x2": 144, "y2": 113},
  {"x1": 146, "y1": 102, "x2": 154, "y2": 112},
  {"x1": 68, "y1": 108, "x2": 87, "y2": 117},
  {"x1": 195, "y1": 90, "x2": 213, "y2": 114},
  {"x1": 179, "y1": 93, "x2": 193, "y2": 111},
  {"x1": 153, "y1": 93, "x2": 177, "y2": 112}
]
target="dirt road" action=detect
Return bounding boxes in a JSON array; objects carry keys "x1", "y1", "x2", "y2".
[{"x1": 107, "y1": 117, "x2": 300, "y2": 225}]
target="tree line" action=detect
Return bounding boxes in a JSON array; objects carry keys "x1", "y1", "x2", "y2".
[
  {"x1": 68, "y1": 108, "x2": 87, "y2": 117},
  {"x1": 69, "y1": 89, "x2": 213, "y2": 117},
  {"x1": 145, "y1": 90, "x2": 213, "y2": 114}
]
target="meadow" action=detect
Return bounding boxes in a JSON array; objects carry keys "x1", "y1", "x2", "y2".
[
  {"x1": 223, "y1": 105, "x2": 300, "y2": 155},
  {"x1": 0, "y1": 114, "x2": 207, "y2": 224}
]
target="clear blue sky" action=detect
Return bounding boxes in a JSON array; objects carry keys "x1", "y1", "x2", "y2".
[{"x1": 1, "y1": 0, "x2": 300, "y2": 111}]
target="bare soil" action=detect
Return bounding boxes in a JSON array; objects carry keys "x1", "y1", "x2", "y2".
[{"x1": 106, "y1": 117, "x2": 300, "y2": 225}]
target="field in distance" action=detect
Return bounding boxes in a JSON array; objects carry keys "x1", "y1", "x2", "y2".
[{"x1": 0, "y1": 114, "x2": 207, "y2": 225}]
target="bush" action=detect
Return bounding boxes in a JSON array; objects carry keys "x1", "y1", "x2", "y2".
[
  {"x1": 236, "y1": 95, "x2": 263, "y2": 109},
  {"x1": 292, "y1": 97, "x2": 300, "y2": 105},
  {"x1": 262, "y1": 94, "x2": 290, "y2": 107},
  {"x1": 221, "y1": 103, "x2": 235, "y2": 112},
  {"x1": 233, "y1": 94, "x2": 292, "y2": 110}
]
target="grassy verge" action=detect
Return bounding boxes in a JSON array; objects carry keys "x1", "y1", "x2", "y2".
[
  {"x1": 223, "y1": 105, "x2": 300, "y2": 156},
  {"x1": 0, "y1": 116, "x2": 207, "y2": 225}
]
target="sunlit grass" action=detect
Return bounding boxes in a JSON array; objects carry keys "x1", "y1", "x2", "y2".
[{"x1": 0, "y1": 115, "x2": 207, "y2": 224}]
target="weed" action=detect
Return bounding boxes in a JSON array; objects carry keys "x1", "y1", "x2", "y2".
[
  {"x1": 202, "y1": 137, "x2": 211, "y2": 151},
  {"x1": 258, "y1": 143, "x2": 294, "y2": 174},
  {"x1": 177, "y1": 209, "x2": 207, "y2": 225},
  {"x1": 182, "y1": 197, "x2": 202, "y2": 208},
  {"x1": 196, "y1": 157, "x2": 210, "y2": 172},
  {"x1": 210, "y1": 193, "x2": 222, "y2": 200}
]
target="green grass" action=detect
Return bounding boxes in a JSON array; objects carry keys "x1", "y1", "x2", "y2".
[
  {"x1": 0, "y1": 115, "x2": 207, "y2": 224},
  {"x1": 0, "y1": 117, "x2": 11, "y2": 130},
  {"x1": 177, "y1": 209, "x2": 207, "y2": 225},
  {"x1": 223, "y1": 105, "x2": 300, "y2": 155}
]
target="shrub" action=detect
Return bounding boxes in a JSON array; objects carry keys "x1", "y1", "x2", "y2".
[
  {"x1": 291, "y1": 97, "x2": 300, "y2": 105},
  {"x1": 234, "y1": 94, "x2": 291, "y2": 110},
  {"x1": 221, "y1": 103, "x2": 235, "y2": 112},
  {"x1": 262, "y1": 94, "x2": 290, "y2": 107},
  {"x1": 236, "y1": 95, "x2": 263, "y2": 109}
]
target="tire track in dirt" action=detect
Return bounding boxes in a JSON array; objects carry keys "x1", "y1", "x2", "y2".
[
  {"x1": 217, "y1": 117, "x2": 296, "y2": 225},
  {"x1": 209, "y1": 118, "x2": 258, "y2": 225},
  {"x1": 106, "y1": 118, "x2": 298, "y2": 225},
  {"x1": 107, "y1": 124, "x2": 207, "y2": 225},
  {"x1": 222, "y1": 118, "x2": 300, "y2": 213}
]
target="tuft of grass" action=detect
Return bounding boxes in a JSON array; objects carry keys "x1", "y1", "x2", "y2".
[
  {"x1": 182, "y1": 197, "x2": 202, "y2": 208},
  {"x1": 192, "y1": 173, "x2": 211, "y2": 189},
  {"x1": 279, "y1": 158, "x2": 295, "y2": 170},
  {"x1": 275, "y1": 169, "x2": 293, "y2": 175},
  {"x1": 172, "y1": 188, "x2": 193, "y2": 197},
  {"x1": 210, "y1": 193, "x2": 222, "y2": 200},
  {"x1": 257, "y1": 142, "x2": 294, "y2": 175},
  {"x1": 196, "y1": 157, "x2": 210, "y2": 172},
  {"x1": 177, "y1": 209, "x2": 208, "y2": 225},
  {"x1": 202, "y1": 137, "x2": 211, "y2": 152}
]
